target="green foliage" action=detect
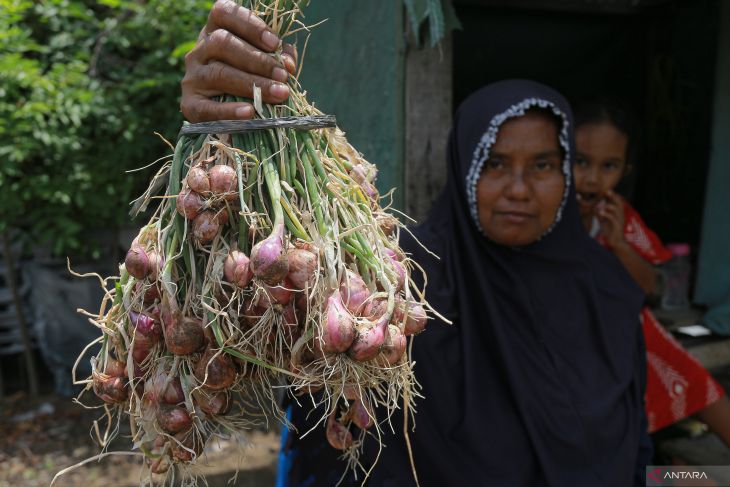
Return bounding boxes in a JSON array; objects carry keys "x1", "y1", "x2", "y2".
[
  {"x1": 0, "y1": 0, "x2": 211, "y2": 256},
  {"x1": 403, "y1": 0, "x2": 461, "y2": 48}
]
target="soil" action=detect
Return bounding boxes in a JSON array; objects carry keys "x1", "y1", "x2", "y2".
[{"x1": 0, "y1": 392, "x2": 279, "y2": 487}]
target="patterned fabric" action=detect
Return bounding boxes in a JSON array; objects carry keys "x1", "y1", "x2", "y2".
[
  {"x1": 596, "y1": 200, "x2": 725, "y2": 432},
  {"x1": 595, "y1": 199, "x2": 673, "y2": 265},
  {"x1": 642, "y1": 309, "x2": 725, "y2": 431}
]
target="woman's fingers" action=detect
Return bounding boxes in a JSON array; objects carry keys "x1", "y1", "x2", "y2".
[
  {"x1": 205, "y1": 0, "x2": 280, "y2": 52},
  {"x1": 282, "y1": 43, "x2": 298, "y2": 74},
  {"x1": 180, "y1": 0, "x2": 299, "y2": 122},
  {"x1": 182, "y1": 61, "x2": 289, "y2": 113},
  {"x1": 180, "y1": 95, "x2": 255, "y2": 123},
  {"x1": 197, "y1": 29, "x2": 289, "y2": 82}
]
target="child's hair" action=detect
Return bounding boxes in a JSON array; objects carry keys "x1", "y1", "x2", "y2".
[
  {"x1": 572, "y1": 97, "x2": 640, "y2": 198},
  {"x1": 573, "y1": 97, "x2": 640, "y2": 169}
]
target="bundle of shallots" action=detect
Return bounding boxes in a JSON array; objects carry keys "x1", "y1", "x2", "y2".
[{"x1": 68, "y1": 0, "x2": 433, "y2": 484}]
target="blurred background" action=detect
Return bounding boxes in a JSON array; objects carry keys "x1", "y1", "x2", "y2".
[{"x1": 2, "y1": 0, "x2": 730, "y2": 485}]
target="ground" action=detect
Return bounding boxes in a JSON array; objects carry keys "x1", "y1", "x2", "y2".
[
  {"x1": 0, "y1": 392, "x2": 279, "y2": 487},
  {"x1": 2, "y1": 366, "x2": 730, "y2": 486}
]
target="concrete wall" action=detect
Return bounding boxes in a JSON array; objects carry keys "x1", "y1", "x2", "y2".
[
  {"x1": 696, "y1": 1, "x2": 730, "y2": 305},
  {"x1": 297, "y1": 0, "x2": 405, "y2": 209}
]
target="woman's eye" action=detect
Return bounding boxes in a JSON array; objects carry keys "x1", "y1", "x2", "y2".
[
  {"x1": 485, "y1": 159, "x2": 504, "y2": 170},
  {"x1": 575, "y1": 157, "x2": 588, "y2": 167},
  {"x1": 602, "y1": 161, "x2": 619, "y2": 171},
  {"x1": 535, "y1": 159, "x2": 557, "y2": 172}
]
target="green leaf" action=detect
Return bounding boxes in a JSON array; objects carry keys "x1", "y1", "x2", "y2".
[{"x1": 171, "y1": 40, "x2": 197, "y2": 59}]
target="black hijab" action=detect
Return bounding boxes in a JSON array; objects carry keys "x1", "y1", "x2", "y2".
[
  {"x1": 366, "y1": 80, "x2": 649, "y2": 487},
  {"x1": 283, "y1": 80, "x2": 650, "y2": 487}
]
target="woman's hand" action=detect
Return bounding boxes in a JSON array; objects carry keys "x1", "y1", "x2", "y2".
[
  {"x1": 597, "y1": 190, "x2": 626, "y2": 250},
  {"x1": 181, "y1": 0, "x2": 297, "y2": 122}
]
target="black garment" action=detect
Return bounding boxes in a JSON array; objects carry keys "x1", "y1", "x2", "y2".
[{"x1": 282, "y1": 80, "x2": 651, "y2": 487}]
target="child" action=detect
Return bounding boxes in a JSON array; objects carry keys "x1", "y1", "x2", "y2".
[{"x1": 574, "y1": 98, "x2": 730, "y2": 445}]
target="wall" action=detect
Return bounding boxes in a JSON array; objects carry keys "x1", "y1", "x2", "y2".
[
  {"x1": 297, "y1": 1, "x2": 405, "y2": 209},
  {"x1": 695, "y1": 2, "x2": 730, "y2": 305},
  {"x1": 404, "y1": 36, "x2": 453, "y2": 222}
]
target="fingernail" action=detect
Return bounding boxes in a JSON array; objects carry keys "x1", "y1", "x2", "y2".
[
  {"x1": 261, "y1": 30, "x2": 280, "y2": 51},
  {"x1": 272, "y1": 67, "x2": 288, "y2": 82},
  {"x1": 235, "y1": 105, "x2": 254, "y2": 119},
  {"x1": 270, "y1": 82, "x2": 289, "y2": 100},
  {"x1": 283, "y1": 55, "x2": 296, "y2": 74}
]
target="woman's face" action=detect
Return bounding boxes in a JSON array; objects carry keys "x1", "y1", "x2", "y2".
[
  {"x1": 476, "y1": 111, "x2": 565, "y2": 246},
  {"x1": 574, "y1": 122, "x2": 628, "y2": 217}
]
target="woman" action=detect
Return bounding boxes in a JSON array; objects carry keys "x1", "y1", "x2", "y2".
[
  {"x1": 573, "y1": 99, "x2": 730, "y2": 444},
  {"x1": 182, "y1": 4, "x2": 651, "y2": 485}
]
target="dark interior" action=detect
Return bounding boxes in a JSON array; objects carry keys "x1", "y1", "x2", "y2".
[{"x1": 453, "y1": 0, "x2": 720, "y2": 246}]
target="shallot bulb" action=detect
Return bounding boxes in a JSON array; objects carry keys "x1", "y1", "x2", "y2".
[
  {"x1": 192, "y1": 211, "x2": 220, "y2": 244},
  {"x1": 156, "y1": 404, "x2": 192, "y2": 434},
  {"x1": 132, "y1": 334, "x2": 155, "y2": 364},
  {"x1": 379, "y1": 324, "x2": 407, "y2": 366},
  {"x1": 163, "y1": 377, "x2": 185, "y2": 405},
  {"x1": 129, "y1": 310, "x2": 161, "y2": 340},
  {"x1": 194, "y1": 345, "x2": 237, "y2": 391},
  {"x1": 150, "y1": 458, "x2": 170, "y2": 475},
  {"x1": 287, "y1": 248, "x2": 318, "y2": 289},
  {"x1": 192, "y1": 388, "x2": 231, "y2": 416},
  {"x1": 339, "y1": 269, "x2": 370, "y2": 315},
  {"x1": 104, "y1": 359, "x2": 127, "y2": 378},
  {"x1": 250, "y1": 224, "x2": 289, "y2": 285},
  {"x1": 256, "y1": 278, "x2": 294, "y2": 307},
  {"x1": 176, "y1": 187, "x2": 205, "y2": 220},
  {"x1": 136, "y1": 281, "x2": 161, "y2": 305},
  {"x1": 348, "y1": 299, "x2": 391, "y2": 362},
  {"x1": 400, "y1": 302, "x2": 428, "y2": 336},
  {"x1": 314, "y1": 291, "x2": 355, "y2": 355},
  {"x1": 148, "y1": 251, "x2": 163, "y2": 281},
  {"x1": 224, "y1": 250, "x2": 253, "y2": 288},
  {"x1": 348, "y1": 396, "x2": 374, "y2": 430},
  {"x1": 347, "y1": 315, "x2": 389, "y2": 362},
  {"x1": 213, "y1": 207, "x2": 229, "y2": 226},
  {"x1": 209, "y1": 164, "x2": 238, "y2": 201},
  {"x1": 377, "y1": 214, "x2": 398, "y2": 236},
  {"x1": 92, "y1": 371, "x2": 128, "y2": 404},
  {"x1": 125, "y1": 244, "x2": 150, "y2": 280},
  {"x1": 386, "y1": 256, "x2": 406, "y2": 293},
  {"x1": 170, "y1": 429, "x2": 203, "y2": 462},
  {"x1": 163, "y1": 309, "x2": 205, "y2": 356},
  {"x1": 351, "y1": 164, "x2": 379, "y2": 202},
  {"x1": 326, "y1": 412, "x2": 353, "y2": 450},
  {"x1": 186, "y1": 166, "x2": 210, "y2": 194}
]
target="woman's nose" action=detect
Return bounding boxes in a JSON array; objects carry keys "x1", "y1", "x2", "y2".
[{"x1": 504, "y1": 171, "x2": 530, "y2": 200}]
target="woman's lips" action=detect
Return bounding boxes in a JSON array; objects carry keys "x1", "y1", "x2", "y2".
[{"x1": 495, "y1": 211, "x2": 534, "y2": 224}]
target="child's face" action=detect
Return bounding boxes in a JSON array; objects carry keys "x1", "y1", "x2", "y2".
[{"x1": 574, "y1": 122, "x2": 629, "y2": 217}]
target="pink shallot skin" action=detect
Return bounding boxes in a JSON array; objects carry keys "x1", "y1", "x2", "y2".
[
  {"x1": 208, "y1": 164, "x2": 238, "y2": 201},
  {"x1": 224, "y1": 250, "x2": 253, "y2": 288},
  {"x1": 125, "y1": 244, "x2": 151, "y2": 280},
  {"x1": 250, "y1": 224, "x2": 289, "y2": 285},
  {"x1": 326, "y1": 411, "x2": 353, "y2": 450},
  {"x1": 347, "y1": 311, "x2": 390, "y2": 362},
  {"x1": 379, "y1": 324, "x2": 407, "y2": 366},
  {"x1": 315, "y1": 291, "x2": 356, "y2": 355},
  {"x1": 287, "y1": 247, "x2": 318, "y2": 289},
  {"x1": 339, "y1": 269, "x2": 370, "y2": 315},
  {"x1": 186, "y1": 165, "x2": 210, "y2": 194}
]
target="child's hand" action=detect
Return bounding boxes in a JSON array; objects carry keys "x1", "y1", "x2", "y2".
[{"x1": 597, "y1": 190, "x2": 626, "y2": 249}]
